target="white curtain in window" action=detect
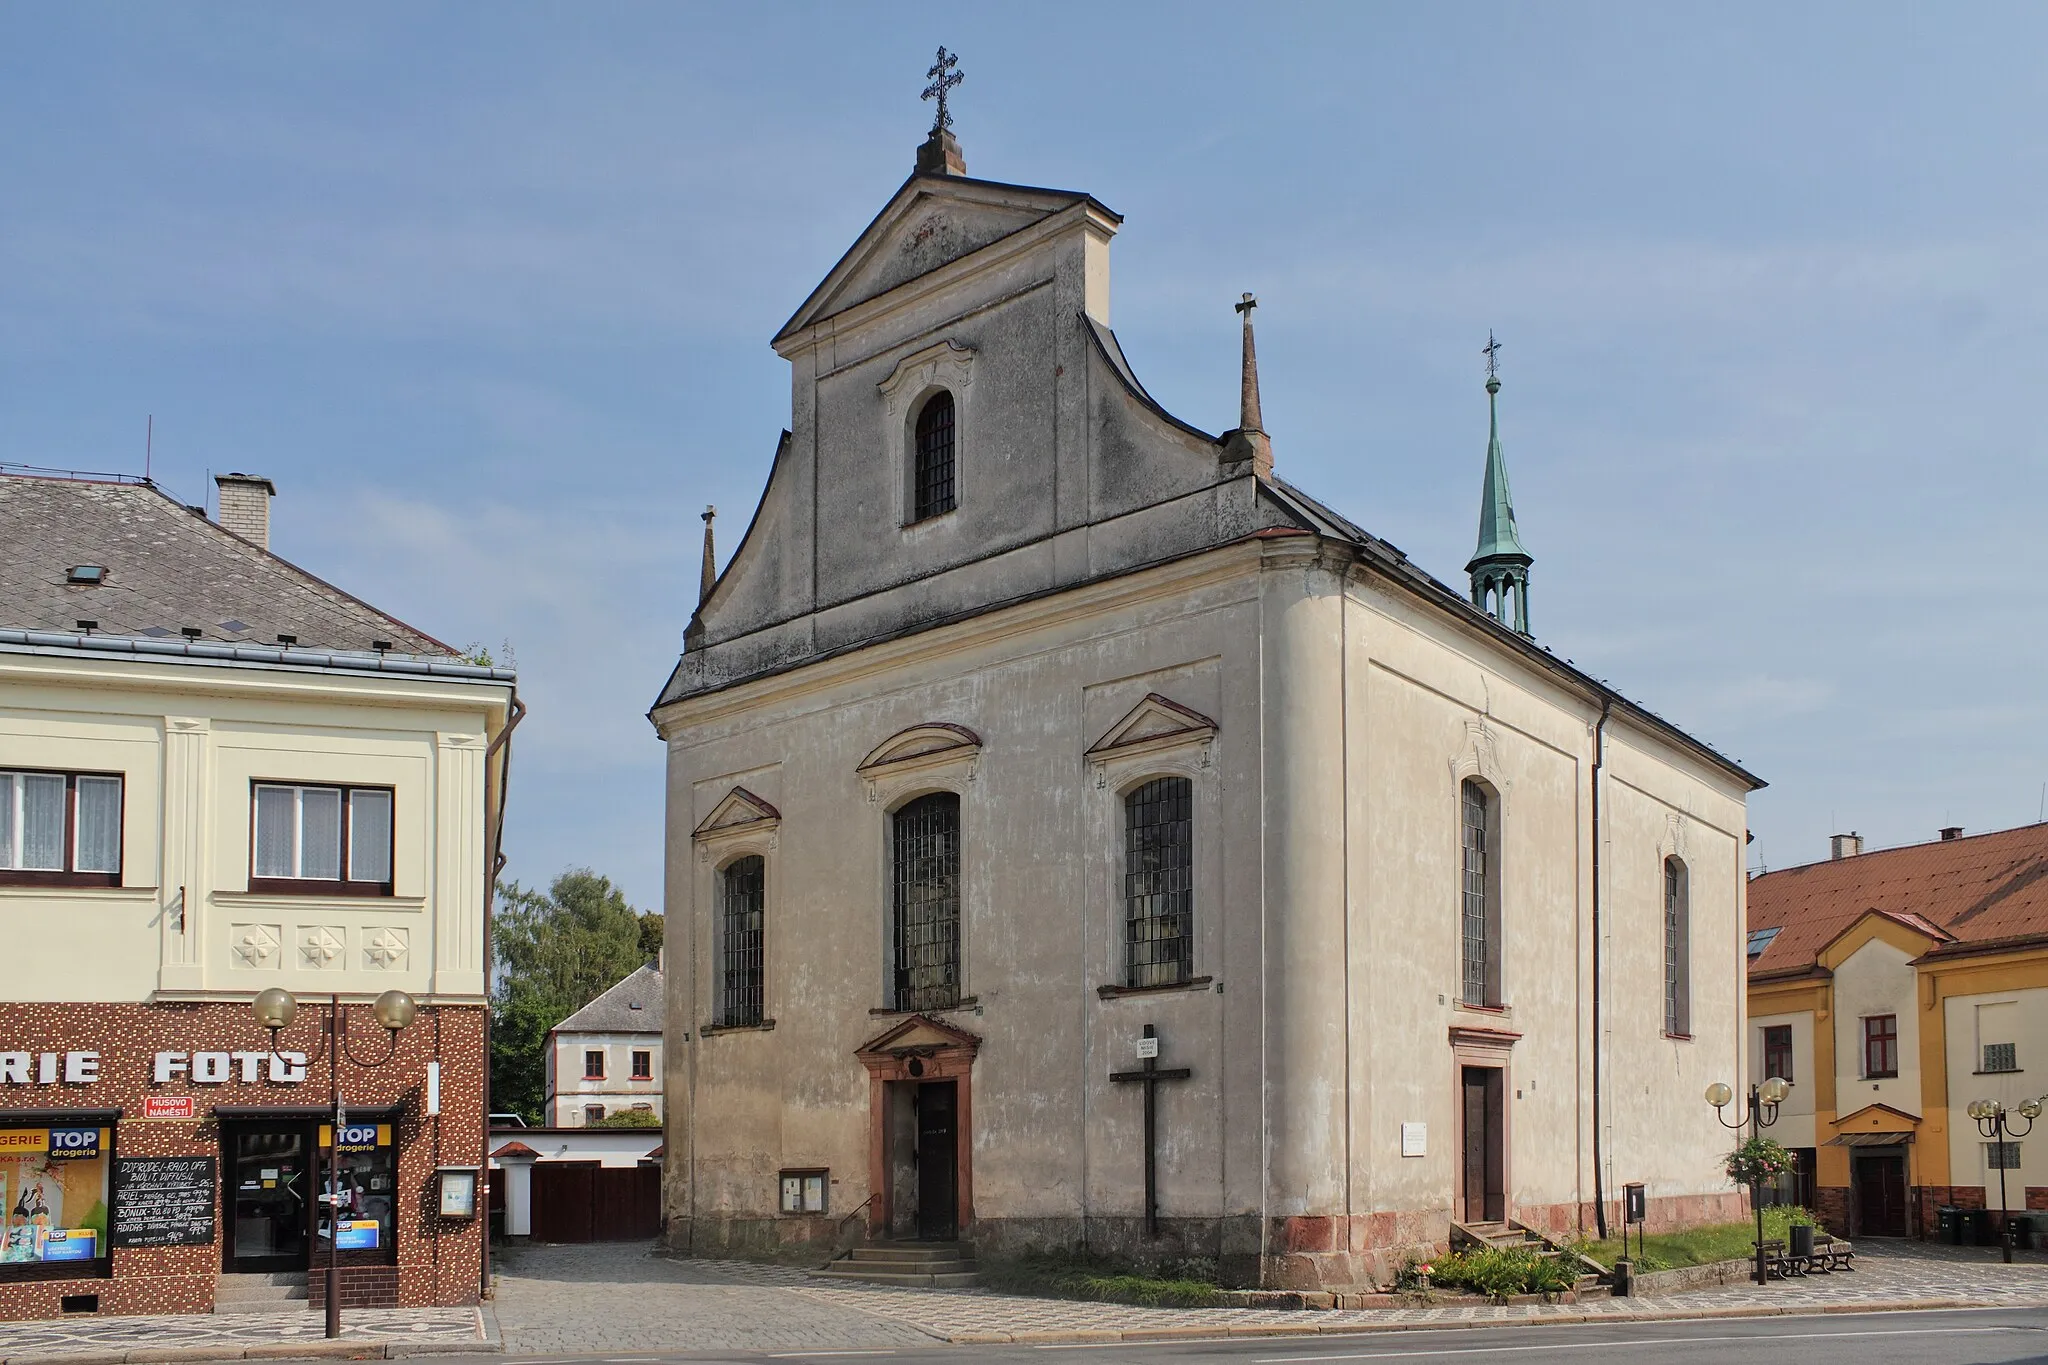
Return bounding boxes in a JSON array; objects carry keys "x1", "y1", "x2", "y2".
[
  {"x1": 254, "y1": 786, "x2": 297, "y2": 877},
  {"x1": 349, "y1": 790, "x2": 392, "y2": 883},
  {"x1": 74, "y1": 776, "x2": 122, "y2": 874},
  {"x1": 20, "y1": 773, "x2": 66, "y2": 870},
  {"x1": 0, "y1": 775, "x2": 14, "y2": 870},
  {"x1": 299, "y1": 788, "x2": 342, "y2": 880}
]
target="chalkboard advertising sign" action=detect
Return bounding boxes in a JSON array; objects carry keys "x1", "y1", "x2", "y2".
[{"x1": 111, "y1": 1156, "x2": 217, "y2": 1248}]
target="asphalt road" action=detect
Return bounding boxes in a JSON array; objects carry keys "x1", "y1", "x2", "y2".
[{"x1": 377, "y1": 1306, "x2": 2048, "y2": 1365}]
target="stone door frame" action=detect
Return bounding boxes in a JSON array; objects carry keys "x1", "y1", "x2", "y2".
[
  {"x1": 1449, "y1": 1024, "x2": 1519, "y2": 1224},
  {"x1": 855, "y1": 1014, "x2": 980, "y2": 1240}
]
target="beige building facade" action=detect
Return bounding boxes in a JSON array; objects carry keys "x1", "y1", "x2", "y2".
[{"x1": 653, "y1": 127, "x2": 1760, "y2": 1288}]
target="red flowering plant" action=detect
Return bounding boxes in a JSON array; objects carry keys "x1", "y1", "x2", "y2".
[{"x1": 1724, "y1": 1135, "x2": 1795, "y2": 1188}]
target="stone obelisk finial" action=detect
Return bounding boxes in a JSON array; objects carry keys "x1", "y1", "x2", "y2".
[
  {"x1": 699, "y1": 506, "x2": 717, "y2": 604},
  {"x1": 1228, "y1": 293, "x2": 1273, "y2": 479}
]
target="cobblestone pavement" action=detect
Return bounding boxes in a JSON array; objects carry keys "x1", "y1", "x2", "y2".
[
  {"x1": 0, "y1": 1304, "x2": 487, "y2": 1361},
  {"x1": 485, "y1": 1239, "x2": 2048, "y2": 1353}
]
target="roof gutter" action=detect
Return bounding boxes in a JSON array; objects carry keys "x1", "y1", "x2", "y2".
[
  {"x1": 0, "y1": 628, "x2": 516, "y2": 683},
  {"x1": 478, "y1": 687, "x2": 524, "y2": 1302}
]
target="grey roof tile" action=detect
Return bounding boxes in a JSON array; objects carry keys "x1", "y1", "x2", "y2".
[{"x1": 553, "y1": 964, "x2": 664, "y2": 1034}]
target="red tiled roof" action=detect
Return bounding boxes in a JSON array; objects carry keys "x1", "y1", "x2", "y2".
[
  {"x1": 1749, "y1": 824, "x2": 2048, "y2": 978},
  {"x1": 491, "y1": 1141, "x2": 540, "y2": 1159}
]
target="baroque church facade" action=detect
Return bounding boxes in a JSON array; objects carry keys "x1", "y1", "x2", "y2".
[{"x1": 651, "y1": 112, "x2": 1762, "y2": 1288}]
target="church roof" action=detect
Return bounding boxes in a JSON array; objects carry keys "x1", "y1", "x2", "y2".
[
  {"x1": 0, "y1": 470, "x2": 451, "y2": 656},
  {"x1": 1749, "y1": 823, "x2": 2048, "y2": 979},
  {"x1": 552, "y1": 963, "x2": 664, "y2": 1035}
]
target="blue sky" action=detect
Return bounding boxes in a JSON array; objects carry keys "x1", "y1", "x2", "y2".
[{"x1": 5, "y1": 5, "x2": 2044, "y2": 910}]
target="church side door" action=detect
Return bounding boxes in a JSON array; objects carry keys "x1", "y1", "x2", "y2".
[
  {"x1": 1460, "y1": 1066, "x2": 1506, "y2": 1224},
  {"x1": 914, "y1": 1081, "x2": 958, "y2": 1241}
]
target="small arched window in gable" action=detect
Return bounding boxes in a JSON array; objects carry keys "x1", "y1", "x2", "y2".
[
  {"x1": 720, "y1": 854, "x2": 766, "y2": 1027},
  {"x1": 1124, "y1": 776, "x2": 1193, "y2": 987},
  {"x1": 912, "y1": 391, "x2": 957, "y2": 521},
  {"x1": 1460, "y1": 779, "x2": 1503, "y2": 1007},
  {"x1": 1664, "y1": 856, "x2": 1691, "y2": 1037}
]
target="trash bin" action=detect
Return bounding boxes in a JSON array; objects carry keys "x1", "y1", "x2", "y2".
[
  {"x1": 2008, "y1": 1215, "x2": 2035, "y2": 1251},
  {"x1": 1789, "y1": 1223, "x2": 1816, "y2": 1258},
  {"x1": 1966, "y1": 1209, "x2": 1999, "y2": 1246},
  {"x1": 1938, "y1": 1206, "x2": 1962, "y2": 1245}
]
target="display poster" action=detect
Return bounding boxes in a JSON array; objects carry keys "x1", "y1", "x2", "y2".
[
  {"x1": 111, "y1": 1156, "x2": 217, "y2": 1249},
  {"x1": 0, "y1": 1129, "x2": 111, "y2": 1263},
  {"x1": 335, "y1": 1219, "x2": 380, "y2": 1250}
]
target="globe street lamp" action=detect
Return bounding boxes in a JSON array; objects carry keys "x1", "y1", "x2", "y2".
[
  {"x1": 1968, "y1": 1097, "x2": 2042, "y2": 1263},
  {"x1": 1709, "y1": 1075, "x2": 1791, "y2": 1286},
  {"x1": 254, "y1": 989, "x2": 416, "y2": 1339}
]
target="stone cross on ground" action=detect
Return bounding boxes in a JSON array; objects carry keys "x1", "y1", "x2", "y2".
[
  {"x1": 1109, "y1": 1023, "x2": 1191, "y2": 1238},
  {"x1": 923, "y1": 47, "x2": 963, "y2": 132}
]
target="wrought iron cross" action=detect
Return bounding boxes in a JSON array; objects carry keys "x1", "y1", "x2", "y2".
[
  {"x1": 1109, "y1": 1024, "x2": 1192, "y2": 1238},
  {"x1": 923, "y1": 47, "x2": 963, "y2": 132},
  {"x1": 1483, "y1": 330, "x2": 1503, "y2": 379}
]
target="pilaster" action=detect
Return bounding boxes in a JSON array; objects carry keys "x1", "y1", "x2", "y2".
[{"x1": 158, "y1": 716, "x2": 211, "y2": 992}]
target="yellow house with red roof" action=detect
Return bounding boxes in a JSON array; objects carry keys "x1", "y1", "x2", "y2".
[{"x1": 1748, "y1": 824, "x2": 2048, "y2": 1239}]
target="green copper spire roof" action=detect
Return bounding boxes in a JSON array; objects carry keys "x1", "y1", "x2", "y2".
[{"x1": 1467, "y1": 373, "x2": 1531, "y2": 570}]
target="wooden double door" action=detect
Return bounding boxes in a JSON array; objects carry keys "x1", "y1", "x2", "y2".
[
  {"x1": 1852, "y1": 1148, "x2": 1909, "y2": 1237},
  {"x1": 1460, "y1": 1066, "x2": 1506, "y2": 1224}
]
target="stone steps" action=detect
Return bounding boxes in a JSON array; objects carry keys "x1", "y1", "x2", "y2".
[
  {"x1": 814, "y1": 1241, "x2": 980, "y2": 1288},
  {"x1": 213, "y1": 1271, "x2": 312, "y2": 1315}
]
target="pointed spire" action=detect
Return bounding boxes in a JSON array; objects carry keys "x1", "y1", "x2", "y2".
[
  {"x1": 1466, "y1": 334, "x2": 1533, "y2": 634},
  {"x1": 699, "y1": 506, "x2": 717, "y2": 605},
  {"x1": 1227, "y1": 292, "x2": 1273, "y2": 479}
]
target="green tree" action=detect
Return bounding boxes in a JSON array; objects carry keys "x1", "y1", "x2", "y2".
[
  {"x1": 638, "y1": 910, "x2": 665, "y2": 964},
  {"x1": 490, "y1": 869, "x2": 652, "y2": 1125}
]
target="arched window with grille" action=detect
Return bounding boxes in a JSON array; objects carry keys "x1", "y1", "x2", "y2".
[
  {"x1": 719, "y1": 855, "x2": 766, "y2": 1027},
  {"x1": 1124, "y1": 776, "x2": 1193, "y2": 987},
  {"x1": 1664, "y1": 856, "x2": 1691, "y2": 1037},
  {"x1": 1460, "y1": 779, "x2": 1502, "y2": 1007},
  {"x1": 912, "y1": 391, "x2": 957, "y2": 521},
  {"x1": 892, "y1": 792, "x2": 961, "y2": 1011}
]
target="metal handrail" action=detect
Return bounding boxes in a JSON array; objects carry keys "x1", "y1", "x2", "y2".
[{"x1": 826, "y1": 1193, "x2": 880, "y2": 1263}]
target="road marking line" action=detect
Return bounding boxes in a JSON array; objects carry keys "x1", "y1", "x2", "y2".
[
  {"x1": 765, "y1": 1353, "x2": 900, "y2": 1359},
  {"x1": 1256, "y1": 1324, "x2": 2019, "y2": 1362}
]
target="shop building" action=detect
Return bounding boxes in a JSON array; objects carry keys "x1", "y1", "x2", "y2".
[{"x1": 0, "y1": 470, "x2": 517, "y2": 1320}]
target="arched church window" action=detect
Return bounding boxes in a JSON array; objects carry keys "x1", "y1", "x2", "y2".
[
  {"x1": 1460, "y1": 779, "x2": 1502, "y2": 1007},
  {"x1": 1664, "y1": 856, "x2": 1691, "y2": 1036},
  {"x1": 892, "y1": 792, "x2": 960, "y2": 1011},
  {"x1": 913, "y1": 391, "x2": 957, "y2": 521},
  {"x1": 1124, "y1": 776, "x2": 1193, "y2": 988},
  {"x1": 720, "y1": 855, "x2": 766, "y2": 1027}
]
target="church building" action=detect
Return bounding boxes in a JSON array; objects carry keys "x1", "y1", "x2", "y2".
[{"x1": 651, "y1": 80, "x2": 1763, "y2": 1289}]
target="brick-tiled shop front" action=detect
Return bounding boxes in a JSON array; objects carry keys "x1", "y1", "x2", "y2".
[{"x1": 0, "y1": 1001, "x2": 484, "y2": 1321}]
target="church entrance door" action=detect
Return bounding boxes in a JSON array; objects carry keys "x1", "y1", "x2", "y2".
[
  {"x1": 914, "y1": 1081, "x2": 959, "y2": 1241},
  {"x1": 1460, "y1": 1066, "x2": 1506, "y2": 1224}
]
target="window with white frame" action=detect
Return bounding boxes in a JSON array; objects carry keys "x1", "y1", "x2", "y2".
[
  {"x1": 0, "y1": 770, "x2": 123, "y2": 884},
  {"x1": 250, "y1": 783, "x2": 392, "y2": 892}
]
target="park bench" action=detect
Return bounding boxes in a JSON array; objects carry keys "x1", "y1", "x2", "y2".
[{"x1": 1756, "y1": 1234, "x2": 1856, "y2": 1278}]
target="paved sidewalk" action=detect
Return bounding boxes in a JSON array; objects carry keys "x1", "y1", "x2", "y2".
[{"x1": 0, "y1": 1304, "x2": 491, "y2": 1363}]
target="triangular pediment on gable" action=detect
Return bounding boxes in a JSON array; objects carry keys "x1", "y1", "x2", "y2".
[
  {"x1": 774, "y1": 174, "x2": 1115, "y2": 347},
  {"x1": 855, "y1": 1013, "x2": 982, "y2": 1058},
  {"x1": 1818, "y1": 907, "x2": 1951, "y2": 970},
  {"x1": 1833, "y1": 1102, "x2": 1921, "y2": 1132},
  {"x1": 692, "y1": 786, "x2": 782, "y2": 839},
  {"x1": 857, "y1": 723, "x2": 981, "y2": 776},
  {"x1": 1086, "y1": 693, "x2": 1218, "y2": 762}
]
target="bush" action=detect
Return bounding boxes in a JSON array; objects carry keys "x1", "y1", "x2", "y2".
[{"x1": 1425, "y1": 1246, "x2": 1578, "y2": 1300}]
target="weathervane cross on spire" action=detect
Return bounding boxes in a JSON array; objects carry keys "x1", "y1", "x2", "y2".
[
  {"x1": 1482, "y1": 331, "x2": 1503, "y2": 380},
  {"x1": 922, "y1": 46, "x2": 963, "y2": 132}
]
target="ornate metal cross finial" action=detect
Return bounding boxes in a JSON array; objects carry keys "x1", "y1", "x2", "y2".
[
  {"x1": 923, "y1": 46, "x2": 963, "y2": 132},
  {"x1": 1483, "y1": 330, "x2": 1503, "y2": 379}
]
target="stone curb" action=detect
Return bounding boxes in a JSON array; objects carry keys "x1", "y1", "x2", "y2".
[
  {"x1": 935, "y1": 1294, "x2": 2034, "y2": 1343},
  {"x1": 1, "y1": 1333, "x2": 503, "y2": 1363}
]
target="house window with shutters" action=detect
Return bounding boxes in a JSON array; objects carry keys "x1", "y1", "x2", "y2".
[
  {"x1": 720, "y1": 855, "x2": 766, "y2": 1027},
  {"x1": 1124, "y1": 776, "x2": 1193, "y2": 987},
  {"x1": 892, "y1": 792, "x2": 961, "y2": 1011},
  {"x1": 1459, "y1": 780, "x2": 1502, "y2": 1007}
]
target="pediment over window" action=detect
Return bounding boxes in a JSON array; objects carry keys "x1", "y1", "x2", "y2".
[
  {"x1": 857, "y1": 723, "x2": 981, "y2": 776},
  {"x1": 856, "y1": 1012, "x2": 982, "y2": 1059},
  {"x1": 878, "y1": 340, "x2": 977, "y2": 408},
  {"x1": 1086, "y1": 694, "x2": 1217, "y2": 765},
  {"x1": 692, "y1": 786, "x2": 782, "y2": 840}
]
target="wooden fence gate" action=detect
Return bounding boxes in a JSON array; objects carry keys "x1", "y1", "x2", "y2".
[{"x1": 530, "y1": 1163, "x2": 661, "y2": 1243}]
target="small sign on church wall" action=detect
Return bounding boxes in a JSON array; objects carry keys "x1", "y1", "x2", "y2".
[
  {"x1": 1135, "y1": 1036, "x2": 1160, "y2": 1060},
  {"x1": 1401, "y1": 1122, "x2": 1427, "y2": 1158}
]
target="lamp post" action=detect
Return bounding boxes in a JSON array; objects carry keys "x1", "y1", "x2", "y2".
[
  {"x1": 1967, "y1": 1097, "x2": 2042, "y2": 1264},
  {"x1": 254, "y1": 987, "x2": 417, "y2": 1340},
  {"x1": 1708, "y1": 1075, "x2": 1791, "y2": 1287}
]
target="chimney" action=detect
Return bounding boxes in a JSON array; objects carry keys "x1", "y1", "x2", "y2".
[
  {"x1": 1941, "y1": 826, "x2": 1963, "y2": 842},
  {"x1": 1830, "y1": 832, "x2": 1863, "y2": 861},
  {"x1": 214, "y1": 473, "x2": 277, "y2": 550}
]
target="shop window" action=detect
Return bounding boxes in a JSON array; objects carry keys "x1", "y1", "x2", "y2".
[
  {"x1": 779, "y1": 1169, "x2": 828, "y2": 1214},
  {"x1": 583, "y1": 1050, "x2": 606, "y2": 1080},
  {"x1": 0, "y1": 771, "x2": 123, "y2": 887},
  {"x1": 631, "y1": 1050, "x2": 652, "y2": 1081},
  {"x1": 250, "y1": 783, "x2": 393, "y2": 895},
  {"x1": 317, "y1": 1121, "x2": 398, "y2": 1262},
  {"x1": 0, "y1": 1123, "x2": 114, "y2": 1280}
]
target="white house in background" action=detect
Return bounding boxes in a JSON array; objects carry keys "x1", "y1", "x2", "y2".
[{"x1": 544, "y1": 963, "x2": 665, "y2": 1127}]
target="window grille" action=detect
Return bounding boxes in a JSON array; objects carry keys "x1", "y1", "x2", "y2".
[
  {"x1": 1983, "y1": 1042, "x2": 2018, "y2": 1073},
  {"x1": 1664, "y1": 858, "x2": 1690, "y2": 1035},
  {"x1": 1987, "y1": 1141, "x2": 2022, "y2": 1170},
  {"x1": 1460, "y1": 781, "x2": 1491, "y2": 1006},
  {"x1": 913, "y1": 392, "x2": 957, "y2": 520},
  {"x1": 720, "y1": 855, "x2": 766, "y2": 1027},
  {"x1": 892, "y1": 792, "x2": 961, "y2": 1011},
  {"x1": 1124, "y1": 777, "x2": 1193, "y2": 987}
]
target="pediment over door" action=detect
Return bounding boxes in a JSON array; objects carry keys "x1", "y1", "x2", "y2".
[{"x1": 856, "y1": 1014, "x2": 982, "y2": 1081}]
